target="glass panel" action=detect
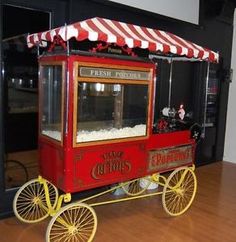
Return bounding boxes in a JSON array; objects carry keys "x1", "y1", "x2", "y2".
[
  {"x1": 41, "y1": 65, "x2": 63, "y2": 141},
  {"x1": 2, "y1": 4, "x2": 50, "y2": 194},
  {"x1": 77, "y1": 82, "x2": 148, "y2": 143}
]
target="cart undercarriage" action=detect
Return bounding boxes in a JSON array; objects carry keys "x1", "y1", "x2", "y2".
[{"x1": 13, "y1": 165, "x2": 197, "y2": 242}]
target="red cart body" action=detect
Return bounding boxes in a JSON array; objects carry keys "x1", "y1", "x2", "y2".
[{"x1": 38, "y1": 54, "x2": 195, "y2": 193}]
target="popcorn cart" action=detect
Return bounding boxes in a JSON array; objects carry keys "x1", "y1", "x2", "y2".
[{"x1": 13, "y1": 17, "x2": 219, "y2": 242}]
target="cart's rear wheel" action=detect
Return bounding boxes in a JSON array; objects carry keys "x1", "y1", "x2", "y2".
[
  {"x1": 162, "y1": 167, "x2": 197, "y2": 216},
  {"x1": 46, "y1": 203, "x2": 97, "y2": 242},
  {"x1": 13, "y1": 178, "x2": 59, "y2": 223},
  {"x1": 121, "y1": 177, "x2": 151, "y2": 196}
]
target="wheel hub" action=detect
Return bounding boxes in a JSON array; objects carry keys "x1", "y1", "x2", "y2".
[
  {"x1": 32, "y1": 196, "x2": 41, "y2": 204},
  {"x1": 175, "y1": 187, "x2": 184, "y2": 196},
  {"x1": 68, "y1": 225, "x2": 78, "y2": 235}
]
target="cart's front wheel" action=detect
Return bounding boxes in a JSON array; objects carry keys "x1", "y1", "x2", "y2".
[
  {"x1": 121, "y1": 177, "x2": 151, "y2": 196},
  {"x1": 13, "y1": 178, "x2": 59, "y2": 223},
  {"x1": 46, "y1": 203, "x2": 97, "y2": 242},
  {"x1": 162, "y1": 167, "x2": 197, "y2": 216}
]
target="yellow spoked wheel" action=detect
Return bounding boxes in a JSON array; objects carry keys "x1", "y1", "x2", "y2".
[
  {"x1": 162, "y1": 167, "x2": 197, "y2": 216},
  {"x1": 46, "y1": 203, "x2": 97, "y2": 242},
  {"x1": 13, "y1": 178, "x2": 59, "y2": 223},
  {"x1": 121, "y1": 177, "x2": 151, "y2": 196}
]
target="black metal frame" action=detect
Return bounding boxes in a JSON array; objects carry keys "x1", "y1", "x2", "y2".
[{"x1": 0, "y1": 0, "x2": 4, "y2": 202}]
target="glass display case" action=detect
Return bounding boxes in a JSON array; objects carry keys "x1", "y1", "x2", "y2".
[
  {"x1": 39, "y1": 61, "x2": 153, "y2": 146},
  {"x1": 76, "y1": 82, "x2": 148, "y2": 143},
  {"x1": 73, "y1": 63, "x2": 152, "y2": 145},
  {"x1": 40, "y1": 63, "x2": 64, "y2": 142}
]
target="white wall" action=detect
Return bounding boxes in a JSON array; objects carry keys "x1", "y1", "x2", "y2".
[
  {"x1": 108, "y1": 0, "x2": 199, "y2": 24},
  {"x1": 224, "y1": 10, "x2": 236, "y2": 163}
]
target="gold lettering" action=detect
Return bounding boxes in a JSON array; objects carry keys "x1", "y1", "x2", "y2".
[
  {"x1": 92, "y1": 151, "x2": 131, "y2": 180},
  {"x1": 148, "y1": 146, "x2": 193, "y2": 172},
  {"x1": 80, "y1": 67, "x2": 150, "y2": 81}
]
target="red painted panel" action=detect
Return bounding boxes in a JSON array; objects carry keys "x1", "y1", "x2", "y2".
[
  {"x1": 38, "y1": 138, "x2": 65, "y2": 189},
  {"x1": 39, "y1": 134, "x2": 195, "y2": 193},
  {"x1": 67, "y1": 141, "x2": 147, "y2": 193},
  {"x1": 147, "y1": 130, "x2": 194, "y2": 149}
]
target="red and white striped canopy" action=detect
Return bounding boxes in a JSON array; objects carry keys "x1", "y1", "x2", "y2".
[{"x1": 27, "y1": 17, "x2": 219, "y2": 62}]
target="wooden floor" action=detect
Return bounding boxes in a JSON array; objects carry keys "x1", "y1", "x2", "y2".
[{"x1": 0, "y1": 161, "x2": 236, "y2": 242}]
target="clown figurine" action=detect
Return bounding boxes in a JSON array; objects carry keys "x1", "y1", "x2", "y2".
[{"x1": 178, "y1": 104, "x2": 185, "y2": 120}]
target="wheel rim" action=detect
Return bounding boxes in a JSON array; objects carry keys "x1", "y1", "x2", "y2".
[
  {"x1": 121, "y1": 177, "x2": 151, "y2": 196},
  {"x1": 13, "y1": 178, "x2": 58, "y2": 223},
  {"x1": 162, "y1": 167, "x2": 197, "y2": 216},
  {"x1": 46, "y1": 203, "x2": 97, "y2": 242}
]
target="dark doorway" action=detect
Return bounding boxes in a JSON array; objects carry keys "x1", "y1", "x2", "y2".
[{"x1": 2, "y1": 5, "x2": 50, "y2": 190}]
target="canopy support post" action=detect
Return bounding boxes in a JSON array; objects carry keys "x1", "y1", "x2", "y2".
[
  {"x1": 202, "y1": 61, "x2": 210, "y2": 138},
  {"x1": 37, "y1": 44, "x2": 40, "y2": 57},
  {"x1": 168, "y1": 58, "x2": 173, "y2": 107},
  {"x1": 65, "y1": 23, "x2": 70, "y2": 56}
]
